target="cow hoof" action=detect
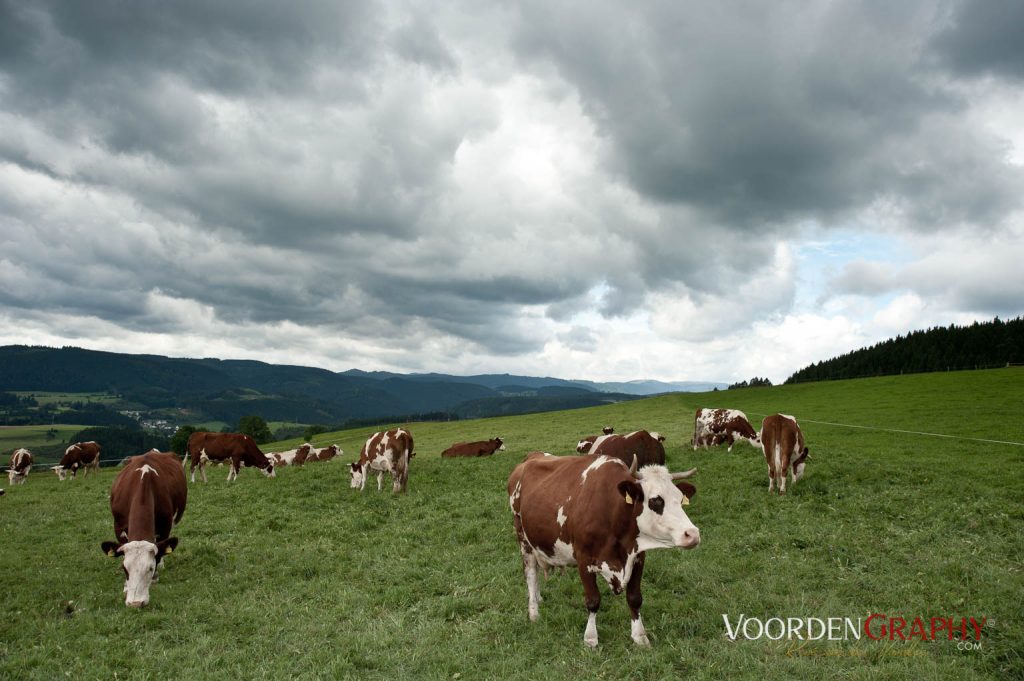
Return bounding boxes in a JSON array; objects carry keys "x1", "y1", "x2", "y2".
[
  {"x1": 583, "y1": 635, "x2": 599, "y2": 648},
  {"x1": 632, "y1": 633, "x2": 651, "y2": 647}
]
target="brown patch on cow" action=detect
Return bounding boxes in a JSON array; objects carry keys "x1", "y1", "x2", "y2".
[
  {"x1": 590, "y1": 431, "x2": 666, "y2": 468},
  {"x1": 441, "y1": 438, "x2": 504, "y2": 458}
]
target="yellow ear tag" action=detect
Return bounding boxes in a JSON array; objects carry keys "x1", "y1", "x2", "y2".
[
  {"x1": 107, "y1": 549, "x2": 116, "y2": 557},
  {"x1": 624, "y1": 492, "x2": 633, "y2": 505},
  {"x1": 165, "y1": 546, "x2": 173, "y2": 554},
  {"x1": 681, "y1": 495, "x2": 690, "y2": 506}
]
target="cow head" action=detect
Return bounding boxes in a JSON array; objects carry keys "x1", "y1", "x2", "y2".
[
  {"x1": 495, "y1": 437, "x2": 506, "y2": 451},
  {"x1": 792, "y1": 447, "x2": 810, "y2": 481},
  {"x1": 625, "y1": 465, "x2": 700, "y2": 551},
  {"x1": 349, "y1": 462, "x2": 363, "y2": 488},
  {"x1": 261, "y1": 463, "x2": 276, "y2": 478},
  {"x1": 602, "y1": 426, "x2": 615, "y2": 435},
  {"x1": 576, "y1": 440, "x2": 594, "y2": 454},
  {"x1": 101, "y1": 537, "x2": 178, "y2": 607},
  {"x1": 51, "y1": 465, "x2": 68, "y2": 481},
  {"x1": 7, "y1": 469, "x2": 18, "y2": 485}
]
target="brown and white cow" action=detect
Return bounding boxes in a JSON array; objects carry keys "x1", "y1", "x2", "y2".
[
  {"x1": 268, "y1": 443, "x2": 313, "y2": 468},
  {"x1": 692, "y1": 408, "x2": 760, "y2": 452},
  {"x1": 100, "y1": 451, "x2": 187, "y2": 607},
  {"x1": 8, "y1": 448, "x2": 33, "y2": 485},
  {"x1": 53, "y1": 441, "x2": 101, "y2": 481},
  {"x1": 185, "y1": 432, "x2": 276, "y2": 483},
  {"x1": 760, "y1": 413, "x2": 810, "y2": 494},
  {"x1": 350, "y1": 428, "x2": 414, "y2": 493},
  {"x1": 508, "y1": 452, "x2": 699, "y2": 647},
  {"x1": 587, "y1": 430, "x2": 666, "y2": 468},
  {"x1": 441, "y1": 437, "x2": 505, "y2": 458},
  {"x1": 308, "y1": 444, "x2": 341, "y2": 462},
  {"x1": 575, "y1": 426, "x2": 615, "y2": 453}
]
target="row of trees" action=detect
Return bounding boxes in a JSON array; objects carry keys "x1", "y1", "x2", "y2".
[
  {"x1": 786, "y1": 317, "x2": 1024, "y2": 383},
  {"x1": 728, "y1": 377, "x2": 773, "y2": 390}
]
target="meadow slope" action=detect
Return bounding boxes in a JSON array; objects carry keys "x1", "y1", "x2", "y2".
[{"x1": 1, "y1": 369, "x2": 1021, "y2": 680}]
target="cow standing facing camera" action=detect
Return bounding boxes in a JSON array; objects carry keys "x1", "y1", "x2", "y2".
[{"x1": 508, "y1": 452, "x2": 699, "y2": 647}]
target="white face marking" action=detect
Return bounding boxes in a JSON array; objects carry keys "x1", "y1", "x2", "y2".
[
  {"x1": 634, "y1": 466, "x2": 700, "y2": 551},
  {"x1": 793, "y1": 461, "x2": 806, "y2": 482},
  {"x1": 120, "y1": 540, "x2": 158, "y2": 607}
]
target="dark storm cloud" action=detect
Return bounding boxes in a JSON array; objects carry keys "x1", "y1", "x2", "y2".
[
  {"x1": 931, "y1": 0, "x2": 1024, "y2": 81},
  {"x1": 0, "y1": 0, "x2": 1021, "y2": 364},
  {"x1": 508, "y1": 1, "x2": 1021, "y2": 232}
]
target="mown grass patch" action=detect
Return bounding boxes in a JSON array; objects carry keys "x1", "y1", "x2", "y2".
[{"x1": 1, "y1": 369, "x2": 1021, "y2": 679}]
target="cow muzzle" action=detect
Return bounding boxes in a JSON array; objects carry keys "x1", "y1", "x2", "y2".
[{"x1": 675, "y1": 527, "x2": 701, "y2": 549}]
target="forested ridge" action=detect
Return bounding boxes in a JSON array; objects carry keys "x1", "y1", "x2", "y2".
[{"x1": 786, "y1": 317, "x2": 1023, "y2": 383}]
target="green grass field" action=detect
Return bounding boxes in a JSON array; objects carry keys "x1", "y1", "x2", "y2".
[
  {"x1": 11, "y1": 391, "x2": 119, "y2": 407},
  {"x1": 0, "y1": 424, "x2": 89, "y2": 454},
  {"x1": 1, "y1": 369, "x2": 1021, "y2": 679}
]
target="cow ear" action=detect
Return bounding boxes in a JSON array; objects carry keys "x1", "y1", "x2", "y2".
[
  {"x1": 675, "y1": 481, "x2": 697, "y2": 503},
  {"x1": 617, "y1": 480, "x2": 644, "y2": 506},
  {"x1": 101, "y1": 541, "x2": 121, "y2": 557},
  {"x1": 156, "y1": 537, "x2": 178, "y2": 559}
]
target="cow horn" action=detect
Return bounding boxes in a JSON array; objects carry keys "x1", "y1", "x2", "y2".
[
  {"x1": 628, "y1": 454, "x2": 638, "y2": 477},
  {"x1": 670, "y1": 467, "x2": 697, "y2": 480}
]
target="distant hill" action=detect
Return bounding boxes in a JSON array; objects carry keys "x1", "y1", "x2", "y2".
[
  {"x1": 573, "y1": 379, "x2": 727, "y2": 394},
  {"x1": 786, "y1": 316, "x2": 1024, "y2": 383},
  {"x1": 0, "y1": 346, "x2": 682, "y2": 428}
]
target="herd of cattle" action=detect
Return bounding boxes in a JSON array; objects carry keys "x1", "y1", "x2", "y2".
[{"x1": 3, "y1": 407, "x2": 809, "y2": 646}]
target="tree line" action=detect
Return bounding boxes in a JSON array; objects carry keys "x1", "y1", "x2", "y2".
[{"x1": 786, "y1": 316, "x2": 1024, "y2": 384}]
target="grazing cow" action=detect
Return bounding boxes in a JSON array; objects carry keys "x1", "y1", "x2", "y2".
[
  {"x1": 308, "y1": 444, "x2": 341, "y2": 462},
  {"x1": 508, "y1": 452, "x2": 699, "y2": 647},
  {"x1": 575, "y1": 427, "x2": 615, "y2": 453},
  {"x1": 587, "y1": 430, "x2": 666, "y2": 468},
  {"x1": 441, "y1": 437, "x2": 506, "y2": 458},
  {"x1": 185, "y1": 432, "x2": 275, "y2": 483},
  {"x1": 760, "y1": 414, "x2": 810, "y2": 494},
  {"x1": 692, "y1": 408, "x2": 760, "y2": 452},
  {"x1": 8, "y1": 448, "x2": 33, "y2": 485},
  {"x1": 100, "y1": 451, "x2": 187, "y2": 608},
  {"x1": 350, "y1": 428, "x2": 414, "y2": 493},
  {"x1": 268, "y1": 443, "x2": 313, "y2": 468},
  {"x1": 53, "y1": 441, "x2": 101, "y2": 481}
]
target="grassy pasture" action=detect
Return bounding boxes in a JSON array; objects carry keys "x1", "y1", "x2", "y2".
[
  {"x1": 0, "y1": 424, "x2": 88, "y2": 456},
  {"x1": 10, "y1": 391, "x2": 119, "y2": 407},
  {"x1": 0, "y1": 369, "x2": 1021, "y2": 679}
]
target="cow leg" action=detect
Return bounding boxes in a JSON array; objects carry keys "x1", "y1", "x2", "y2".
[
  {"x1": 579, "y1": 565, "x2": 601, "y2": 648},
  {"x1": 359, "y1": 465, "x2": 368, "y2": 491},
  {"x1": 522, "y1": 551, "x2": 541, "y2": 621},
  {"x1": 376, "y1": 470, "x2": 384, "y2": 491},
  {"x1": 626, "y1": 552, "x2": 650, "y2": 646},
  {"x1": 779, "y1": 472, "x2": 787, "y2": 495},
  {"x1": 200, "y1": 459, "x2": 208, "y2": 484},
  {"x1": 767, "y1": 469, "x2": 775, "y2": 493}
]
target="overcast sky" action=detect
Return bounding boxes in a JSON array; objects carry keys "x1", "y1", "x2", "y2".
[{"x1": 1, "y1": 1, "x2": 1021, "y2": 384}]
